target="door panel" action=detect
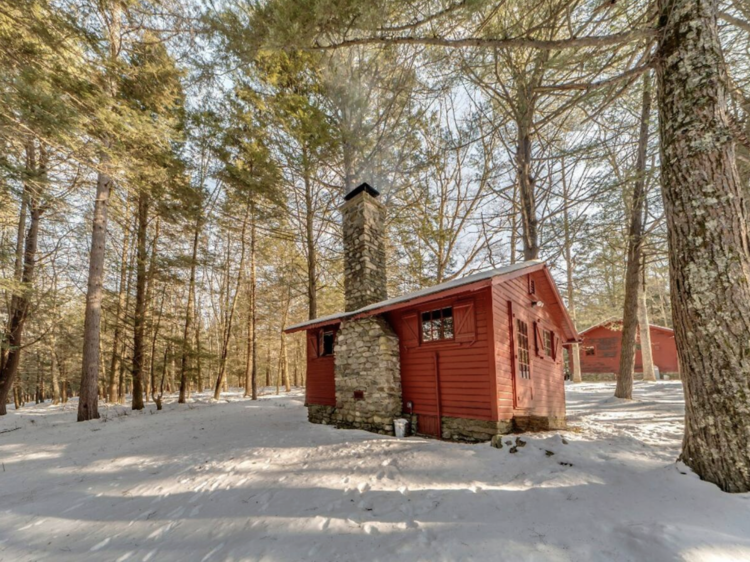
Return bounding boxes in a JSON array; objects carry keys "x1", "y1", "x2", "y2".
[
  {"x1": 416, "y1": 414, "x2": 440, "y2": 437},
  {"x1": 512, "y1": 312, "x2": 534, "y2": 409}
]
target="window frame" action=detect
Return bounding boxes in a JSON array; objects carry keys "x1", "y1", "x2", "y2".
[
  {"x1": 419, "y1": 306, "x2": 455, "y2": 344},
  {"x1": 544, "y1": 328, "x2": 554, "y2": 358},
  {"x1": 319, "y1": 329, "x2": 336, "y2": 357}
]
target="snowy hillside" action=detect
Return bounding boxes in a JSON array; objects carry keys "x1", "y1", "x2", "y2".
[{"x1": 1, "y1": 382, "x2": 749, "y2": 562}]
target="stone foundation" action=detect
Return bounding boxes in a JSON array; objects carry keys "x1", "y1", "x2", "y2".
[
  {"x1": 333, "y1": 316, "x2": 401, "y2": 435},
  {"x1": 307, "y1": 404, "x2": 335, "y2": 425},
  {"x1": 440, "y1": 416, "x2": 514, "y2": 443},
  {"x1": 404, "y1": 414, "x2": 566, "y2": 442},
  {"x1": 580, "y1": 372, "x2": 681, "y2": 382},
  {"x1": 513, "y1": 415, "x2": 567, "y2": 432}
]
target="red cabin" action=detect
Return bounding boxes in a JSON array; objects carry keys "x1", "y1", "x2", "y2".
[
  {"x1": 285, "y1": 183, "x2": 578, "y2": 442},
  {"x1": 286, "y1": 261, "x2": 579, "y2": 441},
  {"x1": 574, "y1": 320, "x2": 680, "y2": 379}
]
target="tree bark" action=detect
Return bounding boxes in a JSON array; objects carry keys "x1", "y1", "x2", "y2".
[
  {"x1": 78, "y1": 150, "x2": 112, "y2": 421},
  {"x1": 213, "y1": 207, "x2": 249, "y2": 399},
  {"x1": 517, "y1": 109, "x2": 539, "y2": 261},
  {"x1": 244, "y1": 206, "x2": 257, "y2": 399},
  {"x1": 637, "y1": 263, "x2": 657, "y2": 382},
  {"x1": 561, "y1": 156, "x2": 582, "y2": 383},
  {"x1": 615, "y1": 72, "x2": 652, "y2": 399},
  {"x1": 50, "y1": 334, "x2": 60, "y2": 405},
  {"x1": 179, "y1": 214, "x2": 201, "y2": 403},
  {"x1": 131, "y1": 191, "x2": 149, "y2": 410},
  {"x1": 657, "y1": 0, "x2": 750, "y2": 492},
  {"x1": 0, "y1": 142, "x2": 44, "y2": 415},
  {"x1": 304, "y1": 159, "x2": 317, "y2": 319},
  {"x1": 108, "y1": 200, "x2": 131, "y2": 403}
]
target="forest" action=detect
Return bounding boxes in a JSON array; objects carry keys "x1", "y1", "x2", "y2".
[{"x1": 1, "y1": 0, "x2": 749, "y2": 495}]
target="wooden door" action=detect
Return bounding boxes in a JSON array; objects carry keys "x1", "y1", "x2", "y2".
[{"x1": 512, "y1": 310, "x2": 534, "y2": 409}]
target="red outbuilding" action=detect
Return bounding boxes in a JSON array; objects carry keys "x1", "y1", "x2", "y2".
[
  {"x1": 285, "y1": 184, "x2": 579, "y2": 442},
  {"x1": 574, "y1": 319, "x2": 680, "y2": 378}
]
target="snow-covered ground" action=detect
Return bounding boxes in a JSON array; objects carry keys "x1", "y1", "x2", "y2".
[{"x1": 1, "y1": 382, "x2": 749, "y2": 562}]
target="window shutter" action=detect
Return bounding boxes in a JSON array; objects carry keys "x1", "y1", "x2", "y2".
[
  {"x1": 402, "y1": 312, "x2": 419, "y2": 348},
  {"x1": 534, "y1": 322, "x2": 545, "y2": 358},
  {"x1": 307, "y1": 330, "x2": 319, "y2": 359},
  {"x1": 454, "y1": 300, "x2": 476, "y2": 343}
]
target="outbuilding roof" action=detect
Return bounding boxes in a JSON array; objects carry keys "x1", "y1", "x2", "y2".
[
  {"x1": 578, "y1": 318, "x2": 675, "y2": 336},
  {"x1": 285, "y1": 260, "x2": 579, "y2": 343}
]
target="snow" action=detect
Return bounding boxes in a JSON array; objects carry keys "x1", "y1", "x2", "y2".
[
  {"x1": 285, "y1": 260, "x2": 541, "y2": 332},
  {"x1": 1, "y1": 382, "x2": 749, "y2": 562}
]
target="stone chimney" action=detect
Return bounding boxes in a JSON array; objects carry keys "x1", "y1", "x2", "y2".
[
  {"x1": 342, "y1": 182, "x2": 388, "y2": 312},
  {"x1": 334, "y1": 182, "x2": 401, "y2": 436}
]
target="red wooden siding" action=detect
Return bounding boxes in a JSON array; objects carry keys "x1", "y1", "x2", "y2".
[
  {"x1": 491, "y1": 272, "x2": 567, "y2": 422},
  {"x1": 304, "y1": 325, "x2": 338, "y2": 406},
  {"x1": 575, "y1": 324, "x2": 680, "y2": 374},
  {"x1": 386, "y1": 288, "x2": 496, "y2": 428}
]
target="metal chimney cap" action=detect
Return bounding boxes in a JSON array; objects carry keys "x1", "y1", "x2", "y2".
[{"x1": 344, "y1": 182, "x2": 380, "y2": 201}]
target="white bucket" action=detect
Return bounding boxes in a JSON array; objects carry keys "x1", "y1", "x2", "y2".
[{"x1": 394, "y1": 418, "x2": 409, "y2": 438}]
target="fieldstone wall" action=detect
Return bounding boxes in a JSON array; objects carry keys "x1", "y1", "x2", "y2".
[
  {"x1": 440, "y1": 416, "x2": 513, "y2": 443},
  {"x1": 333, "y1": 316, "x2": 401, "y2": 435},
  {"x1": 513, "y1": 415, "x2": 567, "y2": 432},
  {"x1": 307, "y1": 404, "x2": 335, "y2": 425},
  {"x1": 341, "y1": 191, "x2": 388, "y2": 312}
]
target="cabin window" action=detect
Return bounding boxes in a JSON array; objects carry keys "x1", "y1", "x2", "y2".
[
  {"x1": 516, "y1": 319, "x2": 531, "y2": 379},
  {"x1": 585, "y1": 346, "x2": 596, "y2": 356},
  {"x1": 320, "y1": 330, "x2": 335, "y2": 356},
  {"x1": 421, "y1": 307, "x2": 454, "y2": 342},
  {"x1": 544, "y1": 329, "x2": 554, "y2": 357}
]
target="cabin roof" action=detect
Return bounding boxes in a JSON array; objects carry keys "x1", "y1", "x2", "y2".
[
  {"x1": 285, "y1": 260, "x2": 579, "y2": 342},
  {"x1": 579, "y1": 318, "x2": 675, "y2": 337}
]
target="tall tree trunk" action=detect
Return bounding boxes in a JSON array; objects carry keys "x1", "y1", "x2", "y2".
[
  {"x1": 179, "y1": 215, "x2": 201, "y2": 403},
  {"x1": 149, "y1": 286, "x2": 166, "y2": 406},
  {"x1": 108, "y1": 200, "x2": 131, "y2": 403},
  {"x1": 131, "y1": 191, "x2": 149, "y2": 410},
  {"x1": 657, "y1": 0, "x2": 750, "y2": 492},
  {"x1": 244, "y1": 206, "x2": 257, "y2": 399},
  {"x1": 50, "y1": 343, "x2": 60, "y2": 405},
  {"x1": 213, "y1": 207, "x2": 249, "y2": 400},
  {"x1": 637, "y1": 260, "x2": 657, "y2": 382},
  {"x1": 517, "y1": 107, "x2": 539, "y2": 261},
  {"x1": 60, "y1": 363, "x2": 68, "y2": 403},
  {"x1": 78, "y1": 153, "x2": 112, "y2": 421},
  {"x1": 2, "y1": 182, "x2": 28, "y2": 375},
  {"x1": 304, "y1": 160, "x2": 317, "y2": 319},
  {"x1": 280, "y1": 287, "x2": 291, "y2": 393},
  {"x1": 615, "y1": 72, "x2": 652, "y2": 399},
  {"x1": 195, "y1": 309, "x2": 203, "y2": 392},
  {"x1": 141, "y1": 218, "x2": 160, "y2": 403},
  {"x1": 0, "y1": 142, "x2": 44, "y2": 415},
  {"x1": 561, "y1": 157, "x2": 582, "y2": 383},
  {"x1": 118, "y1": 250, "x2": 134, "y2": 404}
]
